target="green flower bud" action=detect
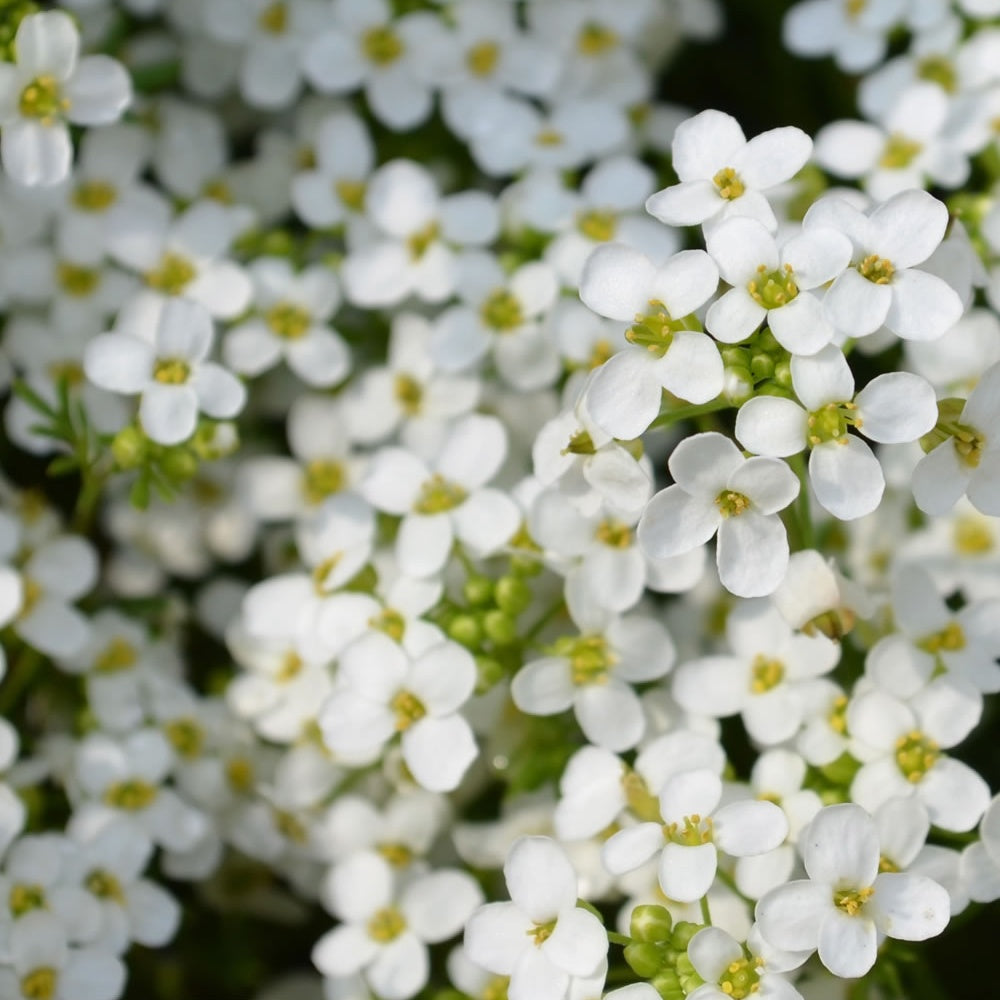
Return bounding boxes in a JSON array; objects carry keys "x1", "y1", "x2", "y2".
[
  {"x1": 160, "y1": 447, "x2": 198, "y2": 482},
  {"x1": 448, "y1": 614, "x2": 482, "y2": 648},
  {"x1": 483, "y1": 610, "x2": 518, "y2": 646},
  {"x1": 624, "y1": 942, "x2": 664, "y2": 979},
  {"x1": 670, "y1": 921, "x2": 701, "y2": 950},
  {"x1": 475, "y1": 656, "x2": 505, "y2": 694},
  {"x1": 111, "y1": 426, "x2": 147, "y2": 469},
  {"x1": 463, "y1": 575, "x2": 494, "y2": 607},
  {"x1": 495, "y1": 576, "x2": 532, "y2": 616},
  {"x1": 649, "y1": 969, "x2": 684, "y2": 1000},
  {"x1": 630, "y1": 904, "x2": 673, "y2": 943}
]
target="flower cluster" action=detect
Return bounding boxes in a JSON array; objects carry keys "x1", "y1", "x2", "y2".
[{"x1": 0, "y1": 1, "x2": 996, "y2": 1000}]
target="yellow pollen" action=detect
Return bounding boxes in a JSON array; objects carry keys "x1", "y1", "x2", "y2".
[
  {"x1": 621, "y1": 768, "x2": 662, "y2": 823},
  {"x1": 265, "y1": 301, "x2": 311, "y2": 340},
  {"x1": 312, "y1": 553, "x2": 343, "y2": 595},
  {"x1": 716, "y1": 490, "x2": 751, "y2": 517},
  {"x1": 466, "y1": 40, "x2": 500, "y2": 77},
  {"x1": 153, "y1": 358, "x2": 190, "y2": 384},
  {"x1": 718, "y1": 955, "x2": 762, "y2": 1000},
  {"x1": 857, "y1": 254, "x2": 894, "y2": 285},
  {"x1": 828, "y1": 695, "x2": 848, "y2": 734},
  {"x1": 918, "y1": 621, "x2": 965, "y2": 654},
  {"x1": 202, "y1": 178, "x2": 233, "y2": 204},
  {"x1": 528, "y1": 919, "x2": 556, "y2": 945},
  {"x1": 578, "y1": 209, "x2": 617, "y2": 242},
  {"x1": 165, "y1": 717, "x2": 205, "y2": 759},
  {"x1": 879, "y1": 133, "x2": 923, "y2": 170},
  {"x1": 85, "y1": 869, "x2": 126, "y2": 904},
  {"x1": 377, "y1": 842, "x2": 413, "y2": 867},
  {"x1": 713, "y1": 167, "x2": 745, "y2": 200},
  {"x1": 480, "y1": 288, "x2": 524, "y2": 332},
  {"x1": 362, "y1": 25, "x2": 404, "y2": 65},
  {"x1": 894, "y1": 730, "x2": 939, "y2": 782},
  {"x1": 953, "y1": 515, "x2": 994, "y2": 555},
  {"x1": 483, "y1": 976, "x2": 510, "y2": 1000},
  {"x1": 577, "y1": 21, "x2": 618, "y2": 55},
  {"x1": 94, "y1": 637, "x2": 138, "y2": 674},
  {"x1": 369, "y1": 608, "x2": 406, "y2": 642},
  {"x1": 551, "y1": 634, "x2": 617, "y2": 686},
  {"x1": 258, "y1": 1, "x2": 288, "y2": 33},
  {"x1": 72, "y1": 180, "x2": 117, "y2": 212},
  {"x1": 407, "y1": 221, "x2": 439, "y2": 260},
  {"x1": 226, "y1": 757, "x2": 255, "y2": 793},
  {"x1": 47, "y1": 361, "x2": 84, "y2": 386},
  {"x1": 391, "y1": 689, "x2": 426, "y2": 731},
  {"x1": 20, "y1": 968, "x2": 57, "y2": 1000},
  {"x1": 807, "y1": 400, "x2": 859, "y2": 446},
  {"x1": 917, "y1": 55, "x2": 956, "y2": 92},
  {"x1": 595, "y1": 519, "x2": 632, "y2": 549},
  {"x1": 19, "y1": 75, "x2": 68, "y2": 123},
  {"x1": 302, "y1": 459, "x2": 345, "y2": 505},
  {"x1": 878, "y1": 854, "x2": 899, "y2": 873},
  {"x1": 277, "y1": 651, "x2": 303, "y2": 683},
  {"x1": 834, "y1": 885, "x2": 873, "y2": 915},
  {"x1": 664, "y1": 813, "x2": 714, "y2": 846},
  {"x1": 146, "y1": 252, "x2": 197, "y2": 295},
  {"x1": 393, "y1": 373, "x2": 423, "y2": 415},
  {"x1": 535, "y1": 128, "x2": 564, "y2": 147},
  {"x1": 335, "y1": 178, "x2": 367, "y2": 212},
  {"x1": 275, "y1": 809, "x2": 309, "y2": 843},
  {"x1": 747, "y1": 263, "x2": 798, "y2": 310},
  {"x1": 9, "y1": 883, "x2": 46, "y2": 916},
  {"x1": 845, "y1": 0, "x2": 866, "y2": 17},
  {"x1": 104, "y1": 779, "x2": 158, "y2": 811},
  {"x1": 750, "y1": 655, "x2": 784, "y2": 694},
  {"x1": 588, "y1": 338, "x2": 613, "y2": 369},
  {"x1": 56, "y1": 261, "x2": 101, "y2": 298},
  {"x1": 414, "y1": 474, "x2": 467, "y2": 514}
]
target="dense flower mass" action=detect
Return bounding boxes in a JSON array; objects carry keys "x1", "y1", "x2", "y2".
[{"x1": 0, "y1": 1, "x2": 998, "y2": 999}]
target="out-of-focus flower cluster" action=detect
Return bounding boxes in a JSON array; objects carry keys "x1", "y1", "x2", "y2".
[{"x1": 0, "y1": 1, "x2": 998, "y2": 999}]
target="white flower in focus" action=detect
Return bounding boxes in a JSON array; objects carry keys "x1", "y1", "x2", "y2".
[
  {"x1": 84, "y1": 297, "x2": 246, "y2": 446},
  {"x1": 644, "y1": 110, "x2": 812, "y2": 232},
  {"x1": 464, "y1": 836, "x2": 609, "y2": 1000},
  {"x1": 755, "y1": 803, "x2": 950, "y2": 979},
  {"x1": 0, "y1": 11, "x2": 132, "y2": 186},
  {"x1": 579, "y1": 245, "x2": 722, "y2": 437},
  {"x1": 685, "y1": 925, "x2": 807, "y2": 1000},
  {"x1": 638, "y1": 432, "x2": 799, "y2": 598}
]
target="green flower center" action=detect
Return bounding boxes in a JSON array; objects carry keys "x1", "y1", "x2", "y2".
[
  {"x1": 578, "y1": 209, "x2": 617, "y2": 242},
  {"x1": 312, "y1": 553, "x2": 343, "y2": 596},
  {"x1": 165, "y1": 717, "x2": 204, "y2": 759},
  {"x1": 9, "y1": 883, "x2": 46, "y2": 916},
  {"x1": 104, "y1": 779, "x2": 158, "y2": 811},
  {"x1": 664, "y1": 813, "x2": 713, "y2": 846},
  {"x1": 258, "y1": 1, "x2": 287, "y2": 33},
  {"x1": 918, "y1": 621, "x2": 965, "y2": 654},
  {"x1": 528, "y1": 918, "x2": 557, "y2": 945},
  {"x1": 85, "y1": 869, "x2": 126, "y2": 903},
  {"x1": 362, "y1": 25, "x2": 404, "y2": 65},
  {"x1": 335, "y1": 178, "x2": 367, "y2": 212},
  {"x1": 265, "y1": 301, "x2": 311, "y2": 340},
  {"x1": 553, "y1": 634, "x2": 617, "y2": 686},
  {"x1": 276, "y1": 652, "x2": 303, "y2": 683},
  {"x1": 845, "y1": 0, "x2": 867, "y2": 18},
  {"x1": 20, "y1": 968, "x2": 56, "y2": 1000},
  {"x1": 918, "y1": 55, "x2": 956, "y2": 92},
  {"x1": 578, "y1": 21, "x2": 618, "y2": 55},
  {"x1": 718, "y1": 956, "x2": 763, "y2": 999},
  {"x1": 953, "y1": 516, "x2": 993, "y2": 555},
  {"x1": 621, "y1": 768, "x2": 662, "y2": 823},
  {"x1": 535, "y1": 128, "x2": 564, "y2": 147},
  {"x1": 595, "y1": 519, "x2": 632, "y2": 549},
  {"x1": 226, "y1": 757, "x2": 255, "y2": 793},
  {"x1": 879, "y1": 133, "x2": 923, "y2": 170},
  {"x1": 895, "y1": 730, "x2": 939, "y2": 782},
  {"x1": 414, "y1": 474, "x2": 467, "y2": 514},
  {"x1": 391, "y1": 690, "x2": 426, "y2": 731},
  {"x1": 369, "y1": 608, "x2": 406, "y2": 642},
  {"x1": 466, "y1": 40, "x2": 499, "y2": 77},
  {"x1": 857, "y1": 253, "x2": 894, "y2": 285},
  {"x1": 19, "y1": 75, "x2": 66, "y2": 122},
  {"x1": 834, "y1": 885, "x2": 873, "y2": 915},
  {"x1": 747, "y1": 264, "x2": 798, "y2": 310},
  {"x1": 828, "y1": 694, "x2": 848, "y2": 734},
  {"x1": 713, "y1": 167, "x2": 745, "y2": 200},
  {"x1": 750, "y1": 655, "x2": 784, "y2": 694},
  {"x1": 563, "y1": 429, "x2": 595, "y2": 455},
  {"x1": 153, "y1": 358, "x2": 191, "y2": 385},
  {"x1": 146, "y1": 252, "x2": 197, "y2": 296},
  {"x1": 715, "y1": 491, "x2": 751, "y2": 518},
  {"x1": 368, "y1": 905, "x2": 407, "y2": 942},
  {"x1": 377, "y1": 842, "x2": 413, "y2": 868},
  {"x1": 394, "y1": 374, "x2": 423, "y2": 415},
  {"x1": 57, "y1": 261, "x2": 101, "y2": 298},
  {"x1": 480, "y1": 288, "x2": 524, "y2": 332},
  {"x1": 72, "y1": 180, "x2": 117, "y2": 212},
  {"x1": 407, "y1": 221, "x2": 439, "y2": 260},
  {"x1": 95, "y1": 637, "x2": 138, "y2": 674},
  {"x1": 302, "y1": 459, "x2": 345, "y2": 505},
  {"x1": 483, "y1": 976, "x2": 510, "y2": 1000},
  {"x1": 806, "y1": 401, "x2": 860, "y2": 446},
  {"x1": 626, "y1": 299, "x2": 700, "y2": 358}
]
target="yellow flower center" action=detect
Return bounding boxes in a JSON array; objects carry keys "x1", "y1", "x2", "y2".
[
  {"x1": 9, "y1": 883, "x2": 46, "y2": 916},
  {"x1": 56, "y1": 261, "x2": 101, "y2": 298},
  {"x1": 104, "y1": 779, "x2": 158, "y2": 811},
  {"x1": 369, "y1": 608, "x2": 406, "y2": 643},
  {"x1": 750, "y1": 655, "x2": 784, "y2": 694},
  {"x1": 550, "y1": 634, "x2": 617, "y2": 687},
  {"x1": 834, "y1": 885, "x2": 873, "y2": 916},
  {"x1": 664, "y1": 813, "x2": 714, "y2": 846},
  {"x1": 621, "y1": 768, "x2": 663, "y2": 823},
  {"x1": 20, "y1": 578, "x2": 42, "y2": 618},
  {"x1": 368, "y1": 905, "x2": 407, "y2": 941},
  {"x1": 577, "y1": 22, "x2": 618, "y2": 55},
  {"x1": 953, "y1": 515, "x2": 994, "y2": 555},
  {"x1": 274, "y1": 809, "x2": 309, "y2": 843},
  {"x1": 879, "y1": 133, "x2": 923, "y2": 170},
  {"x1": 335, "y1": 178, "x2": 367, "y2": 212},
  {"x1": 19, "y1": 75, "x2": 67, "y2": 123},
  {"x1": 265, "y1": 301, "x2": 311, "y2": 340},
  {"x1": 466, "y1": 40, "x2": 500, "y2": 77},
  {"x1": 918, "y1": 621, "x2": 965, "y2": 654},
  {"x1": 312, "y1": 553, "x2": 343, "y2": 596},
  {"x1": 713, "y1": 167, "x2": 745, "y2": 200},
  {"x1": 718, "y1": 956, "x2": 763, "y2": 999},
  {"x1": 528, "y1": 918, "x2": 557, "y2": 945},
  {"x1": 47, "y1": 361, "x2": 84, "y2": 386},
  {"x1": 153, "y1": 358, "x2": 191, "y2": 385},
  {"x1": 917, "y1": 55, "x2": 956, "y2": 92},
  {"x1": 226, "y1": 757, "x2": 255, "y2": 793},
  {"x1": 878, "y1": 854, "x2": 899, "y2": 874},
  {"x1": 165, "y1": 717, "x2": 205, "y2": 759},
  {"x1": 20, "y1": 969, "x2": 57, "y2": 1000},
  {"x1": 391, "y1": 689, "x2": 427, "y2": 731},
  {"x1": 715, "y1": 491, "x2": 751, "y2": 518},
  {"x1": 258, "y1": 1, "x2": 287, "y2": 34},
  {"x1": 483, "y1": 976, "x2": 510, "y2": 1000},
  {"x1": 534, "y1": 128, "x2": 564, "y2": 147},
  {"x1": 414, "y1": 474, "x2": 467, "y2": 514},
  {"x1": 146, "y1": 252, "x2": 197, "y2": 296},
  {"x1": 578, "y1": 209, "x2": 617, "y2": 242},
  {"x1": 72, "y1": 180, "x2": 117, "y2": 212},
  {"x1": 277, "y1": 651, "x2": 303, "y2": 683},
  {"x1": 857, "y1": 253, "x2": 894, "y2": 285},
  {"x1": 407, "y1": 221, "x2": 439, "y2": 260},
  {"x1": 95, "y1": 637, "x2": 138, "y2": 674},
  {"x1": 393, "y1": 373, "x2": 423, "y2": 415},
  {"x1": 587, "y1": 338, "x2": 613, "y2": 369},
  {"x1": 362, "y1": 25, "x2": 404, "y2": 66},
  {"x1": 894, "y1": 730, "x2": 939, "y2": 782},
  {"x1": 302, "y1": 459, "x2": 345, "y2": 505},
  {"x1": 845, "y1": 0, "x2": 867, "y2": 17},
  {"x1": 625, "y1": 298, "x2": 698, "y2": 358},
  {"x1": 807, "y1": 401, "x2": 860, "y2": 446},
  {"x1": 747, "y1": 263, "x2": 798, "y2": 310},
  {"x1": 594, "y1": 519, "x2": 632, "y2": 549},
  {"x1": 85, "y1": 869, "x2": 126, "y2": 904},
  {"x1": 377, "y1": 842, "x2": 413, "y2": 867},
  {"x1": 828, "y1": 694, "x2": 848, "y2": 734},
  {"x1": 480, "y1": 288, "x2": 524, "y2": 332}
]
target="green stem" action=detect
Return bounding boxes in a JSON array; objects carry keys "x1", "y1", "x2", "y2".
[
  {"x1": 0, "y1": 643, "x2": 44, "y2": 718},
  {"x1": 648, "y1": 398, "x2": 732, "y2": 432},
  {"x1": 787, "y1": 452, "x2": 814, "y2": 551},
  {"x1": 607, "y1": 931, "x2": 632, "y2": 947},
  {"x1": 699, "y1": 895, "x2": 712, "y2": 926}
]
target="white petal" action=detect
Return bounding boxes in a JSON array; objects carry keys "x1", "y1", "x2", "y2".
[
  {"x1": 885, "y1": 269, "x2": 964, "y2": 342},
  {"x1": 854, "y1": 372, "x2": 937, "y2": 443},
  {"x1": 511, "y1": 658, "x2": 575, "y2": 715},
  {"x1": 543, "y1": 907, "x2": 607, "y2": 977},
  {"x1": 649, "y1": 249, "x2": 719, "y2": 318},
  {"x1": 802, "y1": 803, "x2": 879, "y2": 887},
  {"x1": 579, "y1": 243, "x2": 655, "y2": 321},
  {"x1": 464, "y1": 902, "x2": 532, "y2": 974},
  {"x1": 64, "y1": 57, "x2": 131, "y2": 126},
  {"x1": 808, "y1": 438, "x2": 884, "y2": 520},
  {"x1": 585, "y1": 350, "x2": 662, "y2": 439},
  {"x1": 790, "y1": 345, "x2": 854, "y2": 411},
  {"x1": 638, "y1": 487, "x2": 720, "y2": 560},
  {"x1": 84, "y1": 334, "x2": 153, "y2": 394},
  {"x1": 574, "y1": 683, "x2": 645, "y2": 752},
  {"x1": 823, "y1": 268, "x2": 892, "y2": 338},
  {"x1": 817, "y1": 910, "x2": 877, "y2": 979},
  {"x1": 402, "y1": 871, "x2": 483, "y2": 943},
  {"x1": 706, "y1": 287, "x2": 766, "y2": 344},
  {"x1": 505, "y1": 836, "x2": 578, "y2": 922},
  {"x1": 869, "y1": 872, "x2": 949, "y2": 941},
  {"x1": 735, "y1": 397, "x2": 807, "y2": 457},
  {"x1": 658, "y1": 841, "x2": 718, "y2": 903},
  {"x1": 713, "y1": 800, "x2": 788, "y2": 856},
  {"x1": 139, "y1": 383, "x2": 198, "y2": 445},
  {"x1": 756, "y1": 879, "x2": 830, "y2": 952},
  {"x1": 657, "y1": 331, "x2": 725, "y2": 405},
  {"x1": 716, "y1": 512, "x2": 789, "y2": 598},
  {"x1": 366, "y1": 933, "x2": 429, "y2": 1000},
  {"x1": 601, "y1": 823, "x2": 665, "y2": 875}
]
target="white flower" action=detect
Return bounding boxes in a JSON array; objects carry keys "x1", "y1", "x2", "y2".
[
  {"x1": 601, "y1": 768, "x2": 788, "y2": 902},
  {"x1": 735, "y1": 344, "x2": 938, "y2": 520},
  {"x1": 638, "y1": 432, "x2": 800, "y2": 597},
  {"x1": 84, "y1": 297, "x2": 246, "y2": 445},
  {"x1": 0, "y1": 11, "x2": 131, "y2": 186},
  {"x1": 755, "y1": 803, "x2": 950, "y2": 979},
  {"x1": 782, "y1": 0, "x2": 906, "y2": 73},
  {"x1": 464, "y1": 836, "x2": 609, "y2": 1000},
  {"x1": 579, "y1": 245, "x2": 722, "y2": 437},
  {"x1": 645, "y1": 110, "x2": 812, "y2": 232},
  {"x1": 686, "y1": 925, "x2": 807, "y2": 1000},
  {"x1": 705, "y1": 217, "x2": 852, "y2": 355},
  {"x1": 803, "y1": 189, "x2": 964, "y2": 341},
  {"x1": 313, "y1": 852, "x2": 483, "y2": 1000}
]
